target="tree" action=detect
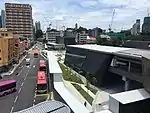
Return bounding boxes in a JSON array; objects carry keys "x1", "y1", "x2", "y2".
[
  {"x1": 35, "y1": 29, "x2": 43, "y2": 40},
  {"x1": 76, "y1": 26, "x2": 88, "y2": 33}
]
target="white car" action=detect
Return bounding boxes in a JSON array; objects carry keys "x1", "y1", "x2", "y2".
[{"x1": 26, "y1": 58, "x2": 30, "y2": 65}]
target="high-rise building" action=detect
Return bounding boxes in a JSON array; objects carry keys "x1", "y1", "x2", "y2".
[
  {"x1": 1, "y1": 10, "x2": 5, "y2": 28},
  {"x1": 35, "y1": 21, "x2": 41, "y2": 32},
  {"x1": 131, "y1": 19, "x2": 140, "y2": 36},
  {"x1": 5, "y1": 3, "x2": 33, "y2": 38},
  {"x1": 142, "y1": 17, "x2": 150, "y2": 33}
]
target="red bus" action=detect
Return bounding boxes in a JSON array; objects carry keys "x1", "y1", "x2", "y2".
[
  {"x1": 39, "y1": 60, "x2": 46, "y2": 71},
  {"x1": 34, "y1": 49, "x2": 38, "y2": 58},
  {"x1": 37, "y1": 71, "x2": 47, "y2": 93},
  {"x1": 0, "y1": 80, "x2": 16, "y2": 97}
]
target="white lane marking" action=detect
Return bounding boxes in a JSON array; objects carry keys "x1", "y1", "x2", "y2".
[
  {"x1": 17, "y1": 69, "x2": 23, "y2": 76},
  {"x1": 18, "y1": 88, "x2": 21, "y2": 94},
  {"x1": 10, "y1": 106, "x2": 14, "y2": 113},
  {"x1": 34, "y1": 93, "x2": 36, "y2": 98},
  {"x1": 24, "y1": 77, "x2": 26, "y2": 81},
  {"x1": 14, "y1": 96, "x2": 18, "y2": 103},
  {"x1": 21, "y1": 82, "x2": 24, "y2": 87}
]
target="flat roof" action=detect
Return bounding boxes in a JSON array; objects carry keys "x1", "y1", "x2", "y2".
[
  {"x1": 114, "y1": 48, "x2": 150, "y2": 59},
  {"x1": 110, "y1": 88, "x2": 150, "y2": 104},
  {"x1": 54, "y1": 82, "x2": 89, "y2": 113},
  {"x1": 14, "y1": 100, "x2": 70, "y2": 113},
  {"x1": 68, "y1": 44, "x2": 131, "y2": 53},
  {"x1": 68, "y1": 44, "x2": 150, "y2": 59},
  {"x1": 47, "y1": 51, "x2": 62, "y2": 74},
  {"x1": 0, "y1": 80, "x2": 16, "y2": 86},
  {"x1": 47, "y1": 42, "x2": 64, "y2": 46},
  {"x1": 96, "y1": 110, "x2": 112, "y2": 113}
]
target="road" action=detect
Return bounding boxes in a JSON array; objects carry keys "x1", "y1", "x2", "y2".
[{"x1": 0, "y1": 43, "x2": 46, "y2": 113}]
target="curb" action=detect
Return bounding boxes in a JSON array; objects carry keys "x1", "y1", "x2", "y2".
[{"x1": 1, "y1": 55, "x2": 27, "y2": 77}]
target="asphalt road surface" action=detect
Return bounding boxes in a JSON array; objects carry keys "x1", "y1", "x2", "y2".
[{"x1": 0, "y1": 44, "x2": 46, "y2": 113}]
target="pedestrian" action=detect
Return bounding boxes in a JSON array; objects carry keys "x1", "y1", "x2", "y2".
[{"x1": 84, "y1": 101, "x2": 87, "y2": 107}]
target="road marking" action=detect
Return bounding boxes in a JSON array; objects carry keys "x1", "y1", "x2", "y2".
[
  {"x1": 18, "y1": 88, "x2": 22, "y2": 93},
  {"x1": 24, "y1": 77, "x2": 26, "y2": 81},
  {"x1": 14, "y1": 96, "x2": 18, "y2": 103},
  {"x1": 33, "y1": 65, "x2": 35, "y2": 68},
  {"x1": 21, "y1": 82, "x2": 24, "y2": 87},
  {"x1": 34, "y1": 93, "x2": 36, "y2": 98},
  {"x1": 10, "y1": 106, "x2": 14, "y2": 113},
  {"x1": 17, "y1": 69, "x2": 23, "y2": 76}
]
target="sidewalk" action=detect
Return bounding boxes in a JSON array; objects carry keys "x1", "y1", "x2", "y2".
[
  {"x1": 1, "y1": 45, "x2": 35, "y2": 77},
  {"x1": 63, "y1": 80, "x2": 93, "y2": 112},
  {"x1": 1, "y1": 55, "x2": 27, "y2": 77}
]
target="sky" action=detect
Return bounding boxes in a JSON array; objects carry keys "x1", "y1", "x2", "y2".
[{"x1": 1, "y1": 0, "x2": 150, "y2": 31}]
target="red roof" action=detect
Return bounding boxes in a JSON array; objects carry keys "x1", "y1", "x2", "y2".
[{"x1": 37, "y1": 71, "x2": 46, "y2": 84}]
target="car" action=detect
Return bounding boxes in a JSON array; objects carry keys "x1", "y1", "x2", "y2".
[{"x1": 26, "y1": 58, "x2": 30, "y2": 65}]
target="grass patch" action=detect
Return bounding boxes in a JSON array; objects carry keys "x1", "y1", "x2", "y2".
[
  {"x1": 72, "y1": 83, "x2": 93, "y2": 105},
  {"x1": 59, "y1": 62, "x2": 83, "y2": 84},
  {"x1": 85, "y1": 86, "x2": 97, "y2": 94}
]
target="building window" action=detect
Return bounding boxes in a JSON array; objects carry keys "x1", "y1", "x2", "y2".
[
  {"x1": 0, "y1": 58, "x2": 1, "y2": 60},
  {"x1": 0, "y1": 49, "x2": 1, "y2": 52},
  {"x1": 1, "y1": 33, "x2": 4, "y2": 36},
  {"x1": 5, "y1": 33, "x2": 8, "y2": 36}
]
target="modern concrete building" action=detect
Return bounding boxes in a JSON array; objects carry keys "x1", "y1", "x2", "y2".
[
  {"x1": 0, "y1": 28, "x2": 15, "y2": 72},
  {"x1": 46, "y1": 28, "x2": 60, "y2": 42},
  {"x1": 35, "y1": 21, "x2": 41, "y2": 32},
  {"x1": 63, "y1": 29, "x2": 76, "y2": 46},
  {"x1": 1, "y1": 10, "x2": 6, "y2": 28},
  {"x1": 142, "y1": 16, "x2": 150, "y2": 33},
  {"x1": 5, "y1": 3, "x2": 33, "y2": 38},
  {"x1": 76, "y1": 31, "x2": 87, "y2": 44},
  {"x1": 64, "y1": 44, "x2": 150, "y2": 92},
  {"x1": 131, "y1": 19, "x2": 140, "y2": 36}
]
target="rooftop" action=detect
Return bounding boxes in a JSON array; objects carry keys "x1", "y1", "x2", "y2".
[
  {"x1": 14, "y1": 100, "x2": 70, "y2": 113},
  {"x1": 47, "y1": 51, "x2": 62, "y2": 74},
  {"x1": 68, "y1": 44, "x2": 130, "y2": 53},
  {"x1": 68, "y1": 44, "x2": 150, "y2": 59},
  {"x1": 110, "y1": 88, "x2": 150, "y2": 104}
]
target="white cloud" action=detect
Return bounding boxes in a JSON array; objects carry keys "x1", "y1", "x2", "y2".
[
  {"x1": 80, "y1": 0, "x2": 98, "y2": 7},
  {"x1": 1, "y1": 0, "x2": 150, "y2": 31}
]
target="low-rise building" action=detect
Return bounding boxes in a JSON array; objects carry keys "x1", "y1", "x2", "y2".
[
  {"x1": 76, "y1": 31, "x2": 87, "y2": 44},
  {"x1": 13, "y1": 34, "x2": 20, "y2": 63},
  {"x1": 46, "y1": 28, "x2": 60, "y2": 42},
  {"x1": 0, "y1": 28, "x2": 15, "y2": 72},
  {"x1": 19, "y1": 41, "x2": 26, "y2": 58}
]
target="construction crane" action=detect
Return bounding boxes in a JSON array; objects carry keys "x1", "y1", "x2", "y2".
[
  {"x1": 43, "y1": 16, "x2": 52, "y2": 29},
  {"x1": 108, "y1": 9, "x2": 115, "y2": 32}
]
